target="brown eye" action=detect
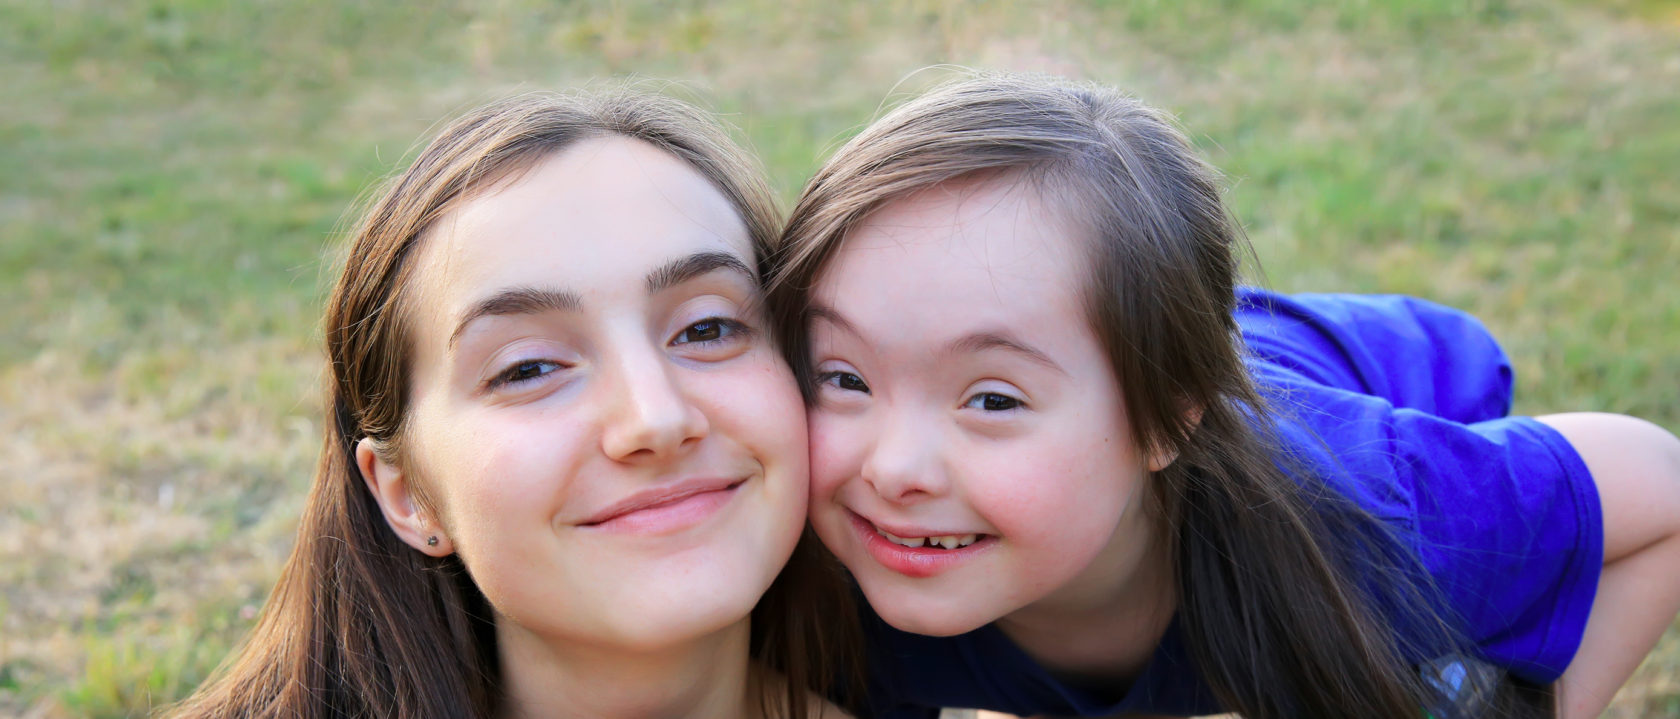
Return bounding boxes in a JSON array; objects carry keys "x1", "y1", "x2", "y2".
[
  {"x1": 820, "y1": 371, "x2": 870, "y2": 394},
  {"x1": 492, "y1": 359, "x2": 562, "y2": 388},
  {"x1": 963, "y1": 392, "x2": 1021, "y2": 411},
  {"x1": 684, "y1": 320, "x2": 722, "y2": 342},
  {"x1": 673, "y1": 317, "x2": 748, "y2": 346}
]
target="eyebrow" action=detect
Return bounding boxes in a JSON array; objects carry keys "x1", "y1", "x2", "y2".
[
  {"x1": 449, "y1": 287, "x2": 582, "y2": 349},
  {"x1": 447, "y1": 250, "x2": 758, "y2": 350},
  {"x1": 808, "y1": 302, "x2": 1066, "y2": 375},
  {"x1": 807, "y1": 302, "x2": 862, "y2": 339},
  {"x1": 946, "y1": 331, "x2": 1065, "y2": 374},
  {"x1": 646, "y1": 250, "x2": 756, "y2": 294}
]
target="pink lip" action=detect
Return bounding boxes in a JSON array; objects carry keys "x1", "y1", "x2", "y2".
[
  {"x1": 847, "y1": 510, "x2": 994, "y2": 579},
  {"x1": 580, "y1": 478, "x2": 745, "y2": 534}
]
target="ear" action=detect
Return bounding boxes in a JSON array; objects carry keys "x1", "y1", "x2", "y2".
[
  {"x1": 356, "y1": 437, "x2": 454, "y2": 557},
  {"x1": 1147, "y1": 403, "x2": 1206, "y2": 473},
  {"x1": 1146, "y1": 446, "x2": 1178, "y2": 473}
]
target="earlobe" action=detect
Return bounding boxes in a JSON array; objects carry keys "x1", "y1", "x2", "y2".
[
  {"x1": 355, "y1": 437, "x2": 454, "y2": 557},
  {"x1": 1147, "y1": 444, "x2": 1180, "y2": 473},
  {"x1": 1148, "y1": 403, "x2": 1206, "y2": 472}
]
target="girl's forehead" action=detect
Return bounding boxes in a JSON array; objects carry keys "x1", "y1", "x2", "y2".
[
  {"x1": 831, "y1": 176, "x2": 1082, "y2": 285},
  {"x1": 436, "y1": 141, "x2": 743, "y2": 270},
  {"x1": 439, "y1": 138, "x2": 747, "y2": 265},
  {"x1": 852, "y1": 175, "x2": 1075, "y2": 253},
  {"x1": 404, "y1": 137, "x2": 752, "y2": 345},
  {"x1": 814, "y1": 176, "x2": 1089, "y2": 339}
]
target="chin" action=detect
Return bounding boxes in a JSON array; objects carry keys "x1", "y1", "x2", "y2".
[
  {"x1": 862, "y1": 582, "x2": 989, "y2": 637},
  {"x1": 609, "y1": 591, "x2": 760, "y2": 651},
  {"x1": 878, "y1": 607, "x2": 986, "y2": 637}
]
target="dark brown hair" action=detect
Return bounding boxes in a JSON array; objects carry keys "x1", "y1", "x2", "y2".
[
  {"x1": 767, "y1": 71, "x2": 1548, "y2": 719},
  {"x1": 165, "y1": 88, "x2": 857, "y2": 719}
]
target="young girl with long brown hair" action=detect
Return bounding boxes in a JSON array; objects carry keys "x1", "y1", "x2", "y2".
[
  {"x1": 767, "y1": 72, "x2": 1680, "y2": 718},
  {"x1": 167, "y1": 88, "x2": 856, "y2": 719}
]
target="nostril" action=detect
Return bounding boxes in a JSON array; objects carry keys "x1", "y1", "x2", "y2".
[{"x1": 601, "y1": 385, "x2": 710, "y2": 462}]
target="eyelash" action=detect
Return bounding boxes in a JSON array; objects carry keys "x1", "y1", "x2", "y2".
[
  {"x1": 816, "y1": 370, "x2": 870, "y2": 394},
  {"x1": 962, "y1": 391, "x2": 1023, "y2": 412},
  {"x1": 816, "y1": 372, "x2": 1024, "y2": 412},
  {"x1": 488, "y1": 359, "x2": 566, "y2": 390},
  {"x1": 672, "y1": 316, "x2": 752, "y2": 346},
  {"x1": 485, "y1": 317, "x2": 751, "y2": 393}
]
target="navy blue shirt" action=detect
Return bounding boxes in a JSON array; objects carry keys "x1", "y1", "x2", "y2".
[{"x1": 860, "y1": 289, "x2": 1602, "y2": 718}]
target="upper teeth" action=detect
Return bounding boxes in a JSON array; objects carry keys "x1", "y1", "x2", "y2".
[{"x1": 876, "y1": 528, "x2": 979, "y2": 549}]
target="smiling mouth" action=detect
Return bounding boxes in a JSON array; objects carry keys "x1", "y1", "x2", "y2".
[
  {"x1": 581, "y1": 478, "x2": 746, "y2": 529},
  {"x1": 873, "y1": 526, "x2": 985, "y2": 550}
]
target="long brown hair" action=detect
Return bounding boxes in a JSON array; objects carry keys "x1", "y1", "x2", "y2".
[
  {"x1": 767, "y1": 71, "x2": 1547, "y2": 719},
  {"x1": 166, "y1": 87, "x2": 858, "y2": 719}
]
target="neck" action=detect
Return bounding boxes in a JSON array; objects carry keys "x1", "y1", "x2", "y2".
[
  {"x1": 496, "y1": 617, "x2": 763, "y2": 719},
  {"x1": 995, "y1": 501, "x2": 1176, "y2": 683}
]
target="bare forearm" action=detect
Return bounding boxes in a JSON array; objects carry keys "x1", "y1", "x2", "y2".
[
  {"x1": 1556, "y1": 533, "x2": 1680, "y2": 717},
  {"x1": 1537, "y1": 413, "x2": 1680, "y2": 719}
]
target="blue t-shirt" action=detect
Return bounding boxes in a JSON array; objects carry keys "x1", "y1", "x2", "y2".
[{"x1": 858, "y1": 288, "x2": 1603, "y2": 718}]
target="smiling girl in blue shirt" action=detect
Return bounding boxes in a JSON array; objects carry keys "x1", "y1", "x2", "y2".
[{"x1": 767, "y1": 72, "x2": 1680, "y2": 718}]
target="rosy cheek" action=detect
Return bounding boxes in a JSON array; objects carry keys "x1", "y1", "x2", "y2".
[
  {"x1": 445, "y1": 416, "x2": 578, "y2": 523},
  {"x1": 805, "y1": 412, "x2": 854, "y2": 500},
  {"x1": 964, "y1": 448, "x2": 1085, "y2": 532},
  {"x1": 975, "y1": 470, "x2": 1051, "y2": 530}
]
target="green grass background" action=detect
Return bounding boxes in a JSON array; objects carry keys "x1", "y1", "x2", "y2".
[{"x1": 2, "y1": 0, "x2": 1677, "y2": 716}]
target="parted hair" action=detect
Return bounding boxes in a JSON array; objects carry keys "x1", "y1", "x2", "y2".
[
  {"x1": 767, "y1": 71, "x2": 1550, "y2": 719},
  {"x1": 165, "y1": 87, "x2": 858, "y2": 719}
]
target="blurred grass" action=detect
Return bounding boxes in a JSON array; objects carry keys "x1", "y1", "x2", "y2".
[{"x1": 1, "y1": 0, "x2": 1676, "y2": 716}]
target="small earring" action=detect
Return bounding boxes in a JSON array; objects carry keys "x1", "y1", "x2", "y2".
[{"x1": 427, "y1": 536, "x2": 439, "y2": 547}]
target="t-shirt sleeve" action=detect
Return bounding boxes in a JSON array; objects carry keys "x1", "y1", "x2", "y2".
[
  {"x1": 1410, "y1": 415, "x2": 1602, "y2": 684},
  {"x1": 1274, "y1": 385, "x2": 1603, "y2": 685},
  {"x1": 1236, "y1": 288, "x2": 1515, "y2": 423}
]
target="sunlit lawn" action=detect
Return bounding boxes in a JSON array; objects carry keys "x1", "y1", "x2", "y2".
[{"x1": 3, "y1": 1, "x2": 1677, "y2": 716}]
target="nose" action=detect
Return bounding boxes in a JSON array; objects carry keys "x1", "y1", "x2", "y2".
[
  {"x1": 599, "y1": 345, "x2": 709, "y2": 462},
  {"x1": 859, "y1": 410, "x2": 948, "y2": 504}
]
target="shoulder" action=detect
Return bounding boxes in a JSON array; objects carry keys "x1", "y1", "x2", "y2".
[
  {"x1": 1535, "y1": 413, "x2": 1680, "y2": 562},
  {"x1": 1304, "y1": 408, "x2": 1605, "y2": 682}
]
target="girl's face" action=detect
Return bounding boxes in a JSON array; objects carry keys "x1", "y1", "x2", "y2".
[
  {"x1": 371, "y1": 137, "x2": 808, "y2": 651},
  {"x1": 806, "y1": 176, "x2": 1166, "y2": 637}
]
